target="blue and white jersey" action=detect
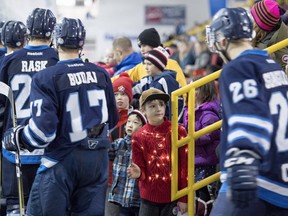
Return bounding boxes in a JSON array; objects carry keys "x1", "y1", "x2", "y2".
[
  {"x1": 0, "y1": 45, "x2": 58, "y2": 164},
  {"x1": 219, "y1": 49, "x2": 288, "y2": 208},
  {"x1": 133, "y1": 70, "x2": 184, "y2": 121},
  {"x1": 21, "y1": 58, "x2": 118, "y2": 170}
]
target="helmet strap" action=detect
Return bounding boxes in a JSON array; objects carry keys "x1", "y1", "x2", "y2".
[{"x1": 215, "y1": 40, "x2": 231, "y2": 63}]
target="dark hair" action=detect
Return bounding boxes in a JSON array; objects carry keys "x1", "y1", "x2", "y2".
[{"x1": 193, "y1": 75, "x2": 217, "y2": 104}]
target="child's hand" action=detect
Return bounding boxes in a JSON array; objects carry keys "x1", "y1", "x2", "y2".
[
  {"x1": 177, "y1": 201, "x2": 187, "y2": 215},
  {"x1": 127, "y1": 162, "x2": 141, "y2": 179}
]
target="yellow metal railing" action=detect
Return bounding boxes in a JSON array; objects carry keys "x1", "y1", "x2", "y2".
[{"x1": 171, "y1": 38, "x2": 288, "y2": 216}]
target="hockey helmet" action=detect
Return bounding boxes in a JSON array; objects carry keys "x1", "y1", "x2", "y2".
[
  {"x1": 1, "y1": 21, "x2": 27, "y2": 48},
  {"x1": 206, "y1": 8, "x2": 253, "y2": 52},
  {"x1": 53, "y1": 18, "x2": 86, "y2": 49},
  {"x1": 26, "y1": 8, "x2": 56, "y2": 39}
]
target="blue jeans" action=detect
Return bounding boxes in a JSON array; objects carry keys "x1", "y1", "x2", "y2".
[{"x1": 26, "y1": 147, "x2": 108, "y2": 216}]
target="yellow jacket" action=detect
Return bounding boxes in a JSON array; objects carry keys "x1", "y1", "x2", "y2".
[{"x1": 112, "y1": 58, "x2": 187, "y2": 88}]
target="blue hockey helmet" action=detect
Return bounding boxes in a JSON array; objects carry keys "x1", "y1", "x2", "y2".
[
  {"x1": 53, "y1": 18, "x2": 86, "y2": 49},
  {"x1": 1, "y1": 21, "x2": 27, "y2": 48},
  {"x1": 26, "y1": 8, "x2": 56, "y2": 39},
  {"x1": 206, "y1": 7, "x2": 253, "y2": 52}
]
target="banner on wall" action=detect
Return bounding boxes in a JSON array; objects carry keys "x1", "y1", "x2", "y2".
[{"x1": 145, "y1": 5, "x2": 186, "y2": 25}]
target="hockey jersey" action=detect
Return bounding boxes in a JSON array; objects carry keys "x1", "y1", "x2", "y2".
[
  {"x1": 133, "y1": 70, "x2": 184, "y2": 121},
  {"x1": 0, "y1": 45, "x2": 58, "y2": 164},
  {"x1": 219, "y1": 49, "x2": 288, "y2": 208},
  {"x1": 21, "y1": 58, "x2": 118, "y2": 171},
  {"x1": 0, "y1": 47, "x2": 6, "y2": 57}
]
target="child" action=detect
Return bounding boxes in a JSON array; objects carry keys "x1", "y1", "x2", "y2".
[
  {"x1": 95, "y1": 48, "x2": 117, "y2": 77},
  {"x1": 106, "y1": 73, "x2": 134, "y2": 216},
  {"x1": 108, "y1": 110, "x2": 147, "y2": 216},
  {"x1": 128, "y1": 88, "x2": 188, "y2": 216},
  {"x1": 183, "y1": 76, "x2": 221, "y2": 216},
  {"x1": 132, "y1": 46, "x2": 184, "y2": 122},
  {"x1": 251, "y1": 0, "x2": 288, "y2": 71},
  {"x1": 111, "y1": 72, "x2": 134, "y2": 140}
]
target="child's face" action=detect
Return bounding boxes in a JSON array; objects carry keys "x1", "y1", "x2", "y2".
[
  {"x1": 139, "y1": 44, "x2": 153, "y2": 55},
  {"x1": 144, "y1": 59, "x2": 161, "y2": 77},
  {"x1": 125, "y1": 114, "x2": 143, "y2": 136},
  {"x1": 104, "y1": 51, "x2": 116, "y2": 67},
  {"x1": 114, "y1": 92, "x2": 130, "y2": 110},
  {"x1": 142, "y1": 99, "x2": 166, "y2": 126}
]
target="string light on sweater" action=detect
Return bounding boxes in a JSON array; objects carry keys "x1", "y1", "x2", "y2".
[{"x1": 131, "y1": 118, "x2": 188, "y2": 203}]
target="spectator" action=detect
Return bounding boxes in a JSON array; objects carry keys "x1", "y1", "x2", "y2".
[
  {"x1": 128, "y1": 88, "x2": 188, "y2": 216},
  {"x1": 205, "y1": 64, "x2": 222, "y2": 100},
  {"x1": 112, "y1": 36, "x2": 142, "y2": 77},
  {"x1": 95, "y1": 48, "x2": 117, "y2": 77},
  {"x1": 183, "y1": 76, "x2": 221, "y2": 216},
  {"x1": 132, "y1": 46, "x2": 184, "y2": 122},
  {"x1": 112, "y1": 28, "x2": 187, "y2": 90},
  {"x1": 106, "y1": 72, "x2": 134, "y2": 216},
  {"x1": 186, "y1": 41, "x2": 212, "y2": 78},
  {"x1": 251, "y1": 0, "x2": 288, "y2": 71},
  {"x1": 108, "y1": 110, "x2": 147, "y2": 216},
  {"x1": 171, "y1": 36, "x2": 196, "y2": 78}
]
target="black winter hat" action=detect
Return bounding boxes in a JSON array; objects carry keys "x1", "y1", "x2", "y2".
[{"x1": 137, "y1": 28, "x2": 161, "y2": 48}]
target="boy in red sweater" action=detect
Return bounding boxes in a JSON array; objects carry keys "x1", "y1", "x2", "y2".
[{"x1": 128, "y1": 88, "x2": 188, "y2": 215}]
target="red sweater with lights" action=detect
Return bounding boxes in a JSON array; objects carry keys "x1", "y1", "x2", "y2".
[{"x1": 132, "y1": 118, "x2": 188, "y2": 203}]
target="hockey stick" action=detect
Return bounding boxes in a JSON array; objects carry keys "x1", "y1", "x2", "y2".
[{"x1": 0, "y1": 82, "x2": 25, "y2": 216}]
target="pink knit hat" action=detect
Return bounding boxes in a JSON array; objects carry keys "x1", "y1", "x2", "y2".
[{"x1": 251, "y1": 0, "x2": 280, "y2": 31}]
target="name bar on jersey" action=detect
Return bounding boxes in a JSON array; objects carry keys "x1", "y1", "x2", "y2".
[
  {"x1": 263, "y1": 70, "x2": 288, "y2": 89},
  {"x1": 67, "y1": 71, "x2": 98, "y2": 86}
]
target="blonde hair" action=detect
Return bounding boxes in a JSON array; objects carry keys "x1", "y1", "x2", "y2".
[
  {"x1": 112, "y1": 36, "x2": 132, "y2": 52},
  {"x1": 252, "y1": 23, "x2": 269, "y2": 47}
]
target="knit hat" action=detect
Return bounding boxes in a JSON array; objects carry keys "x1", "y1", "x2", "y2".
[
  {"x1": 251, "y1": 0, "x2": 281, "y2": 31},
  {"x1": 140, "y1": 88, "x2": 170, "y2": 108},
  {"x1": 143, "y1": 46, "x2": 169, "y2": 71},
  {"x1": 113, "y1": 73, "x2": 133, "y2": 102},
  {"x1": 128, "y1": 109, "x2": 147, "y2": 125},
  {"x1": 137, "y1": 28, "x2": 161, "y2": 48}
]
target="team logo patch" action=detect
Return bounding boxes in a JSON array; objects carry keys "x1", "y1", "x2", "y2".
[
  {"x1": 172, "y1": 206, "x2": 178, "y2": 215},
  {"x1": 282, "y1": 54, "x2": 288, "y2": 64},
  {"x1": 88, "y1": 140, "x2": 99, "y2": 149},
  {"x1": 118, "y1": 85, "x2": 125, "y2": 92}
]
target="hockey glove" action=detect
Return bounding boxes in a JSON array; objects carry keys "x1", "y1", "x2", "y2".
[
  {"x1": 2, "y1": 125, "x2": 25, "y2": 152},
  {"x1": 224, "y1": 148, "x2": 260, "y2": 208}
]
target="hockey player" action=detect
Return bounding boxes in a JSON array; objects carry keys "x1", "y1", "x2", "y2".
[
  {"x1": 0, "y1": 8, "x2": 58, "y2": 215},
  {"x1": 0, "y1": 21, "x2": 7, "y2": 57},
  {"x1": 0, "y1": 20, "x2": 27, "y2": 55},
  {"x1": 2, "y1": 17, "x2": 118, "y2": 215},
  {"x1": 206, "y1": 7, "x2": 288, "y2": 215}
]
